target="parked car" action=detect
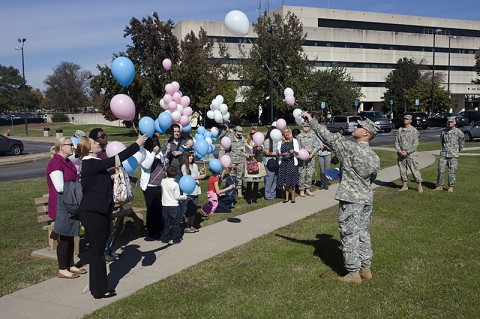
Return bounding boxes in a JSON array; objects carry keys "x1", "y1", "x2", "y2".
[
  {"x1": 428, "y1": 113, "x2": 469, "y2": 128},
  {"x1": 0, "y1": 135, "x2": 24, "y2": 155},
  {"x1": 392, "y1": 112, "x2": 429, "y2": 129},
  {"x1": 460, "y1": 110, "x2": 480, "y2": 124},
  {"x1": 326, "y1": 115, "x2": 363, "y2": 135},
  {"x1": 357, "y1": 111, "x2": 392, "y2": 132},
  {"x1": 462, "y1": 121, "x2": 480, "y2": 141}
]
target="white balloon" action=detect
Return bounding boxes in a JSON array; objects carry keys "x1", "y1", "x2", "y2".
[
  {"x1": 271, "y1": 121, "x2": 277, "y2": 128},
  {"x1": 284, "y1": 87, "x2": 294, "y2": 97},
  {"x1": 211, "y1": 127, "x2": 219, "y2": 137},
  {"x1": 295, "y1": 116, "x2": 304, "y2": 126},
  {"x1": 224, "y1": 10, "x2": 250, "y2": 37},
  {"x1": 212, "y1": 99, "x2": 221, "y2": 110},
  {"x1": 214, "y1": 110, "x2": 223, "y2": 123},
  {"x1": 270, "y1": 129, "x2": 282, "y2": 142},
  {"x1": 293, "y1": 108, "x2": 303, "y2": 118},
  {"x1": 207, "y1": 110, "x2": 214, "y2": 119},
  {"x1": 176, "y1": 104, "x2": 184, "y2": 114},
  {"x1": 216, "y1": 95, "x2": 224, "y2": 104},
  {"x1": 222, "y1": 112, "x2": 230, "y2": 121},
  {"x1": 133, "y1": 149, "x2": 146, "y2": 164},
  {"x1": 205, "y1": 137, "x2": 213, "y2": 145},
  {"x1": 160, "y1": 99, "x2": 165, "y2": 109},
  {"x1": 220, "y1": 103, "x2": 228, "y2": 114},
  {"x1": 171, "y1": 110, "x2": 181, "y2": 121}
]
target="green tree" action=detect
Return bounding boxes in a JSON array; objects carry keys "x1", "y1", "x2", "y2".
[
  {"x1": 43, "y1": 62, "x2": 92, "y2": 113},
  {"x1": 473, "y1": 49, "x2": 480, "y2": 84},
  {"x1": 382, "y1": 58, "x2": 423, "y2": 114},
  {"x1": 239, "y1": 12, "x2": 311, "y2": 123},
  {"x1": 304, "y1": 65, "x2": 362, "y2": 116},
  {"x1": 405, "y1": 79, "x2": 452, "y2": 114},
  {"x1": 0, "y1": 64, "x2": 42, "y2": 113}
]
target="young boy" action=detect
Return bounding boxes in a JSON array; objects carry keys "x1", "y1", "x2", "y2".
[
  {"x1": 161, "y1": 167, "x2": 187, "y2": 245},
  {"x1": 222, "y1": 167, "x2": 238, "y2": 208}
]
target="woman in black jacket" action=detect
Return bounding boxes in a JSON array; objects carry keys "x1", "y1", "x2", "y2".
[{"x1": 76, "y1": 135, "x2": 146, "y2": 299}]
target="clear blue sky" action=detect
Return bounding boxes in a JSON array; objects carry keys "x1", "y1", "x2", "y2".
[{"x1": 1, "y1": 0, "x2": 479, "y2": 91}]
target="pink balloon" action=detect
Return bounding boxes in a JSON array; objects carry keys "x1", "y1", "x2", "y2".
[
  {"x1": 163, "y1": 94, "x2": 173, "y2": 104},
  {"x1": 165, "y1": 84, "x2": 175, "y2": 95},
  {"x1": 298, "y1": 149, "x2": 310, "y2": 161},
  {"x1": 180, "y1": 96, "x2": 190, "y2": 107},
  {"x1": 252, "y1": 132, "x2": 265, "y2": 146},
  {"x1": 162, "y1": 58, "x2": 172, "y2": 71},
  {"x1": 106, "y1": 141, "x2": 126, "y2": 158},
  {"x1": 183, "y1": 106, "x2": 193, "y2": 117},
  {"x1": 172, "y1": 81, "x2": 180, "y2": 92},
  {"x1": 276, "y1": 118, "x2": 287, "y2": 131},
  {"x1": 110, "y1": 94, "x2": 136, "y2": 121},
  {"x1": 168, "y1": 101, "x2": 177, "y2": 112},
  {"x1": 172, "y1": 91, "x2": 182, "y2": 104},
  {"x1": 220, "y1": 154, "x2": 232, "y2": 168},
  {"x1": 285, "y1": 95, "x2": 295, "y2": 106},
  {"x1": 220, "y1": 136, "x2": 232, "y2": 150},
  {"x1": 180, "y1": 115, "x2": 190, "y2": 126}
]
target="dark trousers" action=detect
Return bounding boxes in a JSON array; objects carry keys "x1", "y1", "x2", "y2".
[
  {"x1": 143, "y1": 186, "x2": 163, "y2": 237},
  {"x1": 246, "y1": 182, "x2": 259, "y2": 202},
  {"x1": 57, "y1": 235, "x2": 75, "y2": 270},
  {"x1": 162, "y1": 206, "x2": 181, "y2": 244},
  {"x1": 79, "y1": 211, "x2": 111, "y2": 297}
]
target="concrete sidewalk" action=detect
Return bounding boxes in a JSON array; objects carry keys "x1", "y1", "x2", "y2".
[{"x1": 0, "y1": 151, "x2": 437, "y2": 318}]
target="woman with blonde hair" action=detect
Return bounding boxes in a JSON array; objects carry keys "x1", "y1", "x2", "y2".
[
  {"x1": 243, "y1": 126, "x2": 265, "y2": 204},
  {"x1": 276, "y1": 127, "x2": 299, "y2": 203},
  {"x1": 46, "y1": 137, "x2": 84, "y2": 279}
]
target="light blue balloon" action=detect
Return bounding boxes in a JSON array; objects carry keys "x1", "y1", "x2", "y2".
[
  {"x1": 197, "y1": 126, "x2": 206, "y2": 135},
  {"x1": 209, "y1": 144, "x2": 215, "y2": 154},
  {"x1": 195, "y1": 139, "x2": 209, "y2": 156},
  {"x1": 195, "y1": 133, "x2": 204, "y2": 140},
  {"x1": 70, "y1": 136, "x2": 79, "y2": 147},
  {"x1": 204, "y1": 131, "x2": 212, "y2": 138},
  {"x1": 122, "y1": 156, "x2": 138, "y2": 174},
  {"x1": 111, "y1": 57, "x2": 135, "y2": 87},
  {"x1": 139, "y1": 116, "x2": 155, "y2": 137},
  {"x1": 209, "y1": 158, "x2": 222, "y2": 173},
  {"x1": 158, "y1": 111, "x2": 172, "y2": 131},
  {"x1": 155, "y1": 118, "x2": 165, "y2": 134},
  {"x1": 179, "y1": 175, "x2": 196, "y2": 195},
  {"x1": 183, "y1": 124, "x2": 192, "y2": 133},
  {"x1": 211, "y1": 136, "x2": 218, "y2": 141}
]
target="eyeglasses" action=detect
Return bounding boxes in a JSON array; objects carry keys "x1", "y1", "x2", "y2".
[
  {"x1": 96, "y1": 134, "x2": 107, "y2": 139},
  {"x1": 173, "y1": 131, "x2": 180, "y2": 133},
  {"x1": 63, "y1": 143, "x2": 74, "y2": 147},
  {"x1": 356, "y1": 124, "x2": 363, "y2": 129}
]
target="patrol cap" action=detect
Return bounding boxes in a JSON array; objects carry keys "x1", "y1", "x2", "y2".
[
  {"x1": 447, "y1": 116, "x2": 456, "y2": 123},
  {"x1": 403, "y1": 114, "x2": 412, "y2": 120},
  {"x1": 302, "y1": 122, "x2": 310, "y2": 127},
  {"x1": 74, "y1": 130, "x2": 86, "y2": 139},
  {"x1": 234, "y1": 126, "x2": 243, "y2": 133},
  {"x1": 357, "y1": 118, "x2": 380, "y2": 137}
]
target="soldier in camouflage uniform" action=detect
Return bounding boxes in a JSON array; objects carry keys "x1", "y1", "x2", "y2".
[
  {"x1": 395, "y1": 114, "x2": 423, "y2": 193},
  {"x1": 219, "y1": 126, "x2": 245, "y2": 197},
  {"x1": 433, "y1": 117, "x2": 464, "y2": 192},
  {"x1": 297, "y1": 122, "x2": 320, "y2": 197},
  {"x1": 303, "y1": 112, "x2": 380, "y2": 284}
]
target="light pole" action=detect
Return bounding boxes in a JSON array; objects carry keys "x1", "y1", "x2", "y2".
[
  {"x1": 15, "y1": 38, "x2": 28, "y2": 136},
  {"x1": 447, "y1": 35, "x2": 456, "y2": 93},
  {"x1": 431, "y1": 29, "x2": 441, "y2": 114},
  {"x1": 268, "y1": 23, "x2": 274, "y2": 124}
]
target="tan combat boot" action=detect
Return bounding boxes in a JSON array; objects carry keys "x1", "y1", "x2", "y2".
[
  {"x1": 305, "y1": 189, "x2": 314, "y2": 196},
  {"x1": 237, "y1": 188, "x2": 243, "y2": 198},
  {"x1": 448, "y1": 186, "x2": 454, "y2": 192},
  {"x1": 418, "y1": 183, "x2": 424, "y2": 193},
  {"x1": 337, "y1": 272, "x2": 362, "y2": 284},
  {"x1": 433, "y1": 186, "x2": 443, "y2": 192},
  {"x1": 359, "y1": 267, "x2": 372, "y2": 280},
  {"x1": 299, "y1": 190, "x2": 306, "y2": 197},
  {"x1": 398, "y1": 182, "x2": 408, "y2": 191}
]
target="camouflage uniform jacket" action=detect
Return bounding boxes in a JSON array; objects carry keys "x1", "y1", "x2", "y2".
[
  {"x1": 297, "y1": 131, "x2": 320, "y2": 155},
  {"x1": 394, "y1": 126, "x2": 420, "y2": 157},
  {"x1": 310, "y1": 119, "x2": 380, "y2": 204},
  {"x1": 440, "y1": 127, "x2": 465, "y2": 158},
  {"x1": 229, "y1": 135, "x2": 245, "y2": 164}
]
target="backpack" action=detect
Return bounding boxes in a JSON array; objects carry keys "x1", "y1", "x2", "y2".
[
  {"x1": 63, "y1": 180, "x2": 83, "y2": 215},
  {"x1": 113, "y1": 155, "x2": 134, "y2": 205}
]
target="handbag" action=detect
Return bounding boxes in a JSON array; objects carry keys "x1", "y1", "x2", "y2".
[
  {"x1": 266, "y1": 157, "x2": 279, "y2": 171},
  {"x1": 331, "y1": 155, "x2": 339, "y2": 165},
  {"x1": 246, "y1": 158, "x2": 259, "y2": 174},
  {"x1": 113, "y1": 155, "x2": 134, "y2": 205},
  {"x1": 63, "y1": 180, "x2": 83, "y2": 215}
]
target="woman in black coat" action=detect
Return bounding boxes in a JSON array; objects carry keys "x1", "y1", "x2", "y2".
[{"x1": 76, "y1": 135, "x2": 146, "y2": 299}]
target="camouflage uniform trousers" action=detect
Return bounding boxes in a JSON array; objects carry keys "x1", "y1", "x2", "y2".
[
  {"x1": 233, "y1": 161, "x2": 245, "y2": 189},
  {"x1": 437, "y1": 157, "x2": 459, "y2": 187},
  {"x1": 298, "y1": 158, "x2": 315, "y2": 191},
  {"x1": 338, "y1": 201, "x2": 373, "y2": 272},
  {"x1": 397, "y1": 153, "x2": 423, "y2": 183}
]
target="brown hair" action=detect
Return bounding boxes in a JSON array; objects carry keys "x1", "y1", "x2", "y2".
[
  {"x1": 167, "y1": 166, "x2": 177, "y2": 178},
  {"x1": 76, "y1": 137, "x2": 92, "y2": 158}
]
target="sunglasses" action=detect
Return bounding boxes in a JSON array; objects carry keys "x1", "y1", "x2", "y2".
[
  {"x1": 96, "y1": 134, "x2": 107, "y2": 139},
  {"x1": 63, "y1": 143, "x2": 74, "y2": 147},
  {"x1": 357, "y1": 124, "x2": 363, "y2": 129}
]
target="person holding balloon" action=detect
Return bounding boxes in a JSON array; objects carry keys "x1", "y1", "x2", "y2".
[
  {"x1": 276, "y1": 127, "x2": 300, "y2": 203},
  {"x1": 263, "y1": 124, "x2": 280, "y2": 200},
  {"x1": 162, "y1": 124, "x2": 186, "y2": 180},
  {"x1": 201, "y1": 161, "x2": 236, "y2": 216},
  {"x1": 297, "y1": 122, "x2": 320, "y2": 197},
  {"x1": 161, "y1": 167, "x2": 188, "y2": 245},
  {"x1": 243, "y1": 127, "x2": 266, "y2": 204},
  {"x1": 180, "y1": 151, "x2": 205, "y2": 233}
]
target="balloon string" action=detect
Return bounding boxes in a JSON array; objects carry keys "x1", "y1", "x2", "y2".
[{"x1": 131, "y1": 121, "x2": 140, "y2": 135}]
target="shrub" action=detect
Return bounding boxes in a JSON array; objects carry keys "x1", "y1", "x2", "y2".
[{"x1": 51, "y1": 113, "x2": 69, "y2": 122}]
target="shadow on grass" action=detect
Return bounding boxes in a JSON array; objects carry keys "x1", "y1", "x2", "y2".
[
  {"x1": 373, "y1": 180, "x2": 398, "y2": 188},
  {"x1": 276, "y1": 233, "x2": 345, "y2": 275}
]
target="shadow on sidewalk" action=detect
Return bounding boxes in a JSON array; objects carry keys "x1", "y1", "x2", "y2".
[{"x1": 276, "y1": 233, "x2": 344, "y2": 275}]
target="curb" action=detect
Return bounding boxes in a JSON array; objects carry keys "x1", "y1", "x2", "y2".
[{"x1": 0, "y1": 153, "x2": 50, "y2": 166}]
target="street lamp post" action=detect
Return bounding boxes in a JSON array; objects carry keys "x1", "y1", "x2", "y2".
[
  {"x1": 447, "y1": 35, "x2": 456, "y2": 93},
  {"x1": 431, "y1": 29, "x2": 441, "y2": 114},
  {"x1": 268, "y1": 23, "x2": 274, "y2": 124},
  {"x1": 15, "y1": 38, "x2": 28, "y2": 136}
]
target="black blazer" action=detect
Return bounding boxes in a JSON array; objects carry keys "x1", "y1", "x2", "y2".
[{"x1": 78, "y1": 143, "x2": 140, "y2": 215}]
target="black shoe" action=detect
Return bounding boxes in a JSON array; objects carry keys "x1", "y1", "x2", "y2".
[
  {"x1": 283, "y1": 200, "x2": 289, "y2": 203},
  {"x1": 93, "y1": 291, "x2": 117, "y2": 299}
]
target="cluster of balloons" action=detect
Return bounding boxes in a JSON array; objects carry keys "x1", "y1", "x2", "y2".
[
  {"x1": 206, "y1": 95, "x2": 230, "y2": 124},
  {"x1": 224, "y1": 10, "x2": 250, "y2": 37},
  {"x1": 284, "y1": 87, "x2": 295, "y2": 106},
  {"x1": 110, "y1": 57, "x2": 137, "y2": 121},
  {"x1": 193, "y1": 126, "x2": 219, "y2": 159}
]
